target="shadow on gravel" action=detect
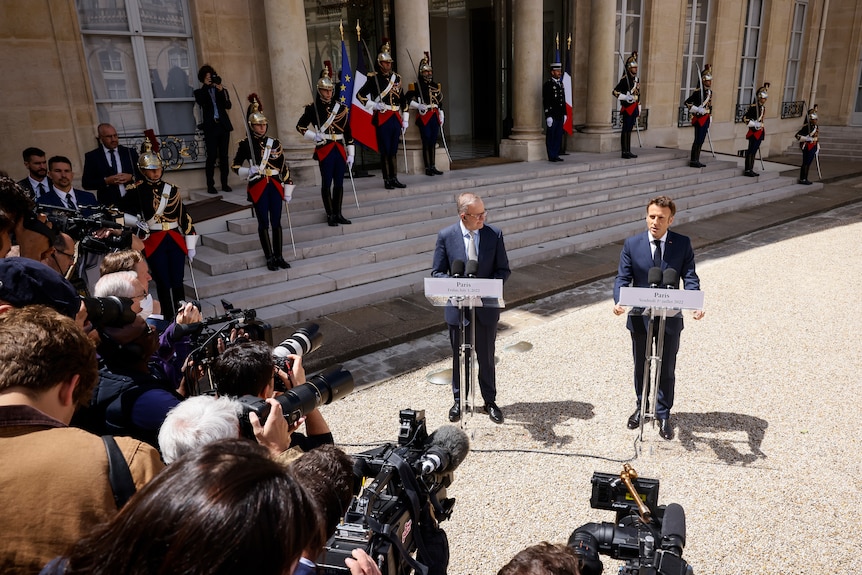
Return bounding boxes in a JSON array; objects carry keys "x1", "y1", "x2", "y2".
[
  {"x1": 673, "y1": 411, "x2": 768, "y2": 465},
  {"x1": 500, "y1": 400, "x2": 595, "y2": 447}
]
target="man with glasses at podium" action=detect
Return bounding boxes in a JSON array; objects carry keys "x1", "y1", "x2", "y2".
[
  {"x1": 432, "y1": 192, "x2": 511, "y2": 424},
  {"x1": 612, "y1": 195, "x2": 705, "y2": 440}
]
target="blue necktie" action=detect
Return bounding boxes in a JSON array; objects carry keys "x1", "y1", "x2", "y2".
[{"x1": 652, "y1": 240, "x2": 662, "y2": 268}]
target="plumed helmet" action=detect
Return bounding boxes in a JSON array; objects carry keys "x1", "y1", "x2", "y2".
[
  {"x1": 247, "y1": 94, "x2": 267, "y2": 126},
  {"x1": 317, "y1": 61, "x2": 334, "y2": 90},
  {"x1": 419, "y1": 52, "x2": 432, "y2": 74},
  {"x1": 378, "y1": 41, "x2": 393, "y2": 63},
  {"x1": 808, "y1": 104, "x2": 818, "y2": 121},
  {"x1": 625, "y1": 51, "x2": 639, "y2": 70},
  {"x1": 701, "y1": 64, "x2": 712, "y2": 82},
  {"x1": 137, "y1": 139, "x2": 162, "y2": 170},
  {"x1": 755, "y1": 82, "x2": 770, "y2": 101}
]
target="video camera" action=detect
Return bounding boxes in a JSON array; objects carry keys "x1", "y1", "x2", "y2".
[
  {"x1": 319, "y1": 409, "x2": 469, "y2": 575},
  {"x1": 37, "y1": 203, "x2": 132, "y2": 249},
  {"x1": 569, "y1": 464, "x2": 692, "y2": 575},
  {"x1": 234, "y1": 364, "x2": 354, "y2": 436},
  {"x1": 182, "y1": 300, "x2": 273, "y2": 367}
]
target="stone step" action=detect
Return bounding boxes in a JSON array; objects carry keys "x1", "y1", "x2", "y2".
[{"x1": 179, "y1": 149, "x2": 818, "y2": 327}]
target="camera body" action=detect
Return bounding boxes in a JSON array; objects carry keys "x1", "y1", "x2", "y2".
[
  {"x1": 570, "y1": 471, "x2": 692, "y2": 575},
  {"x1": 186, "y1": 306, "x2": 273, "y2": 367},
  {"x1": 320, "y1": 409, "x2": 457, "y2": 575},
  {"x1": 211, "y1": 74, "x2": 222, "y2": 85},
  {"x1": 83, "y1": 295, "x2": 136, "y2": 328}
]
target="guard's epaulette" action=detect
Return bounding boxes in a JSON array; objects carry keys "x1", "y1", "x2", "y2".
[
  {"x1": 367, "y1": 71, "x2": 378, "y2": 77},
  {"x1": 126, "y1": 180, "x2": 141, "y2": 191}
]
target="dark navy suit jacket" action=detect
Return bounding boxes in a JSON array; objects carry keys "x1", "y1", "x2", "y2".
[
  {"x1": 613, "y1": 230, "x2": 700, "y2": 336},
  {"x1": 431, "y1": 222, "x2": 511, "y2": 326},
  {"x1": 82, "y1": 144, "x2": 140, "y2": 207},
  {"x1": 37, "y1": 187, "x2": 100, "y2": 217}
]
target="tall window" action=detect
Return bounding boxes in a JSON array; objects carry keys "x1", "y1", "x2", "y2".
[
  {"x1": 783, "y1": 1, "x2": 807, "y2": 103},
  {"x1": 736, "y1": 0, "x2": 763, "y2": 121},
  {"x1": 614, "y1": 0, "x2": 642, "y2": 78},
  {"x1": 679, "y1": 0, "x2": 710, "y2": 107},
  {"x1": 76, "y1": 0, "x2": 197, "y2": 137}
]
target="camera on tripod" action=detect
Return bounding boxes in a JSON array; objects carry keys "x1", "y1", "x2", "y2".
[
  {"x1": 569, "y1": 464, "x2": 692, "y2": 575},
  {"x1": 320, "y1": 409, "x2": 469, "y2": 575}
]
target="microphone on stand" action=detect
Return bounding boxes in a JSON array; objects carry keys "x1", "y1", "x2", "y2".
[
  {"x1": 451, "y1": 259, "x2": 465, "y2": 278},
  {"x1": 648, "y1": 267, "x2": 663, "y2": 288},
  {"x1": 464, "y1": 260, "x2": 478, "y2": 278},
  {"x1": 662, "y1": 268, "x2": 679, "y2": 289}
]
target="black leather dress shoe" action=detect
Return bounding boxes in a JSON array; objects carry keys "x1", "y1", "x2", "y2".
[
  {"x1": 658, "y1": 418, "x2": 674, "y2": 440},
  {"x1": 448, "y1": 402, "x2": 461, "y2": 422},
  {"x1": 430, "y1": 166, "x2": 443, "y2": 175},
  {"x1": 626, "y1": 408, "x2": 641, "y2": 429},
  {"x1": 391, "y1": 178, "x2": 407, "y2": 189},
  {"x1": 222, "y1": 185, "x2": 232, "y2": 192},
  {"x1": 207, "y1": 187, "x2": 218, "y2": 194},
  {"x1": 484, "y1": 402, "x2": 504, "y2": 424}
]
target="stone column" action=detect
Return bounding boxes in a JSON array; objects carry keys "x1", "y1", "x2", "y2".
[
  {"x1": 394, "y1": 0, "x2": 448, "y2": 173},
  {"x1": 263, "y1": 0, "x2": 318, "y2": 181},
  {"x1": 573, "y1": 0, "x2": 617, "y2": 152},
  {"x1": 500, "y1": 2, "x2": 544, "y2": 162}
]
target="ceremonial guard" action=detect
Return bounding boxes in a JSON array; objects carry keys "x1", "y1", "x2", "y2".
[
  {"x1": 231, "y1": 96, "x2": 292, "y2": 271},
  {"x1": 542, "y1": 58, "x2": 566, "y2": 162},
  {"x1": 119, "y1": 140, "x2": 196, "y2": 313},
  {"x1": 794, "y1": 105, "x2": 819, "y2": 185},
  {"x1": 357, "y1": 41, "x2": 409, "y2": 189},
  {"x1": 296, "y1": 64, "x2": 354, "y2": 226},
  {"x1": 743, "y1": 83, "x2": 769, "y2": 177},
  {"x1": 612, "y1": 52, "x2": 641, "y2": 159},
  {"x1": 406, "y1": 52, "x2": 445, "y2": 175},
  {"x1": 684, "y1": 65, "x2": 713, "y2": 168}
]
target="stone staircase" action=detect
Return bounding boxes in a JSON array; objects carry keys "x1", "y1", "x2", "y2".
[
  {"x1": 184, "y1": 147, "x2": 821, "y2": 327},
  {"x1": 782, "y1": 125, "x2": 862, "y2": 161}
]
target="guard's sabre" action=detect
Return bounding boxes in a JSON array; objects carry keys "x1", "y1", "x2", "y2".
[
  {"x1": 187, "y1": 258, "x2": 200, "y2": 300},
  {"x1": 283, "y1": 200, "x2": 297, "y2": 257}
]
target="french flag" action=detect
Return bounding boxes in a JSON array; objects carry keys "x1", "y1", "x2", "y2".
[
  {"x1": 563, "y1": 45, "x2": 573, "y2": 135},
  {"x1": 349, "y1": 44, "x2": 378, "y2": 152}
]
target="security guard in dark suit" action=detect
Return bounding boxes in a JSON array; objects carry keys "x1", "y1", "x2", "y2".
[
  {"x1": 356, "y1": 41, "x2": 409, "y2": 190},
  {"x1": 612, "y1": 52, "x2": 641, "y2": 159},
  {"x1": 296, "y1": 64, "x2": 354, "y2": 226},
  {"x1": 405, "y1": 52, "x2": 445, "y2": 176},
  {"x1": 542, "y1": 60, "x2": 566, "y2": 162}
]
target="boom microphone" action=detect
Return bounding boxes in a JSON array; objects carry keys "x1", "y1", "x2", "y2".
[
  {"x1": 451, "y1": 259, "x2": 465, "y2": 278},
  {"x1": 659, "y1": 502, "x2": 686, "y2": 556},
  {"x1": 662, "y1": 268, "x2": 679, "y2": 289},
  {"x1": 416, "y1": 425, "x2": 470, "y2": 475},
  {"x1": 464, "y1": 260, "x2": 478, "y2": 278},
  {"x1": 647, "y1": 267, "x2": 662, "y2": 288}
]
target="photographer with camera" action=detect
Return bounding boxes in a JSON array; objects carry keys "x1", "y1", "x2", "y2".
[
  {"x1": 498, "y1": 542, "x2": 582, "y2": 575},
  {"x1": 195, "y1": 64, "x2": 233, "y2": 194},
  {"x1": 211, "y1": 340, "x2": 334, "y2": 453}
]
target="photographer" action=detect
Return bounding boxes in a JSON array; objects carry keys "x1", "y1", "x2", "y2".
[
  {"x1": 194, "y1": 64, "x2": 233, "y2": 194},
  {"x1": 210, "y1": 340, "x2": 333, "y2": 452},
  {"x1": 498, "y1": 543, "x2": 582, "y2": 575}
]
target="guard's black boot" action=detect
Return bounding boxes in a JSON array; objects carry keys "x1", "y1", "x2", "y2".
[
  {"x1": 621, "y1": 131, "x2": 630, "y2": 158},
  {"x1": 428, "y1": 145, "x2": 443, "y2": 174},
  {"x1": 271, "y1": 227, "x2": 290, "y2": 269},
  {"x1": 743, "y1": 154, "x2": 758, "y2": 177},
  {"x1": 321, "y1": 186, "x2": 337, "y2": 226},
  {"x1": 423, "y1": 146, "x2": 434, "y2": 176},
  {"x1": 798, "y1": 164, "x2": 811, "y2": 185},
  {"x1": 258, "y1": 229, "x2": 277, "y2": 270},
  {"x1": 333, "y1": 187, "x2": 351, "y2": 224},
  {"x1": 388, "y1": 156, "x2": 406, "y2": 188},
  {"x1": 627, "y1": 132, "x2": 638, "y2": 158}
]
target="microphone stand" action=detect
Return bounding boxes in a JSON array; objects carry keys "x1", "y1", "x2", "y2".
[
  {"x1": 638, "y1": 302, "x2": 668, "y2": 442},
  {"x1": 455, "y1": 296, "x2": 478, "y2": 430}
]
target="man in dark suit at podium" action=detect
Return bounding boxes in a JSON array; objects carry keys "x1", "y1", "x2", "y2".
[
  {"x1": 82, "y1": 123, "x2": 139, "y2": 207},
  {"x1": 613, "y1": 195, "x2": 705, "y2": 440},
  {"x1": 432, "y1": 192, "x2": 511, "y2": 424}
]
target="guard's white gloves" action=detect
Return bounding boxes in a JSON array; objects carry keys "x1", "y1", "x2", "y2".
[
  {"x1": 439, "y1": 110, "x2": 445, "y2": 126},
  {"x1": 546, "y1": 117, "x2": 553, "y2": 128}
]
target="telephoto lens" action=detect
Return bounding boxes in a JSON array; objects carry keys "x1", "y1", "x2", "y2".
[
  {"x1": 272, "y1": 324, "x2": 323, "y2": 371},
  {"x1": 82, "y1": 296, "x2": 136, "y2": 328}
]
